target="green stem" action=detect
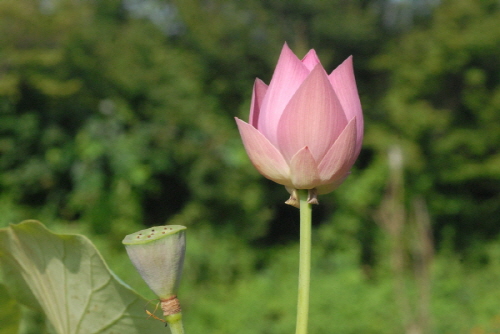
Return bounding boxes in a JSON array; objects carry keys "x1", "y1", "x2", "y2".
[
  {"x1": 295, "y1": 189, "x2": 312, "y2": 334},
  {"x1": 165, "y1": 313, "x2": 185, "y2": 334}
]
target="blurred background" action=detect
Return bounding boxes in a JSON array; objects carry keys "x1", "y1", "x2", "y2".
[{"x1": 1, "y1": 0, "x2": 500, "y2": 332}]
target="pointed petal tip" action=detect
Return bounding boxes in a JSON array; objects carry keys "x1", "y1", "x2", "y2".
[
  {"x1": 255, "y1": 77, "x2": 266, "y2": 85},
  {"x1": 301, "y1": 49, "x2": 321, "y2": 70},
  {"x1": 330, "y1": 55, "x2": 354, "y2": 76},
  {"x1": 280, "y1": 42, "x2": 294, "y2": 55},
  {"x1": 302, "y1": 49, "x2": 318, "y2": 59},
  {"x1": 344, "y1": 55, "x2": 354, "y2": 62}
]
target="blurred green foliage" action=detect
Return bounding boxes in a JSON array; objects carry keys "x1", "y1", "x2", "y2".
[{"x1": 1, "y1": 0, "x2": 500, "y2": 332}]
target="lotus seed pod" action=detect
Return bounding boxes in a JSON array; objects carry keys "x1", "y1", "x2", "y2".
[{"x1": 123, "y1": 225, "x2": 186, "y2": 299}]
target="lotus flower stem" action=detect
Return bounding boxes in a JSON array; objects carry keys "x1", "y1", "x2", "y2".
[
  {"x1": 160, "y1": 296, "x2": 184, "y2": 334},
  {"x1": 295, "y1": 189, "x2": 312, "y2": 334},
  {"x1": 165, "y1": 313, "x2": 185, "y2": 334}
]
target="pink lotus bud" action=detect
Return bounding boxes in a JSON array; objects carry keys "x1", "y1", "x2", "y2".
[{"x1": 235, "y1": 43, "x2": 363, "y2": 197}]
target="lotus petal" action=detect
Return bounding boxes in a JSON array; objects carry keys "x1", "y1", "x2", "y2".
[
  {"x1": 329, "y1": 56, "x2": 364, "y2": 155},
  {"x1": 249, "y1": 78, "x2": 268, "y2": 128},
  {"x1": 236, "y1": 118, "x2": 291, "y2": 185},
  {"x1": 277, "y1": 65, "x2": 347, "y2": 163},
  {"x1": 258, "y1": 43, "x2": 310, "y2": 145},
  {"x1": 316, "y1": 172, "x2": 350, "y2": 195},
  {"x1": 318, "y1": 117, "x2": 357, "y2": 183},
  {"x1": 289, "y1": 146, "x2": 320, "y2": 189}
]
